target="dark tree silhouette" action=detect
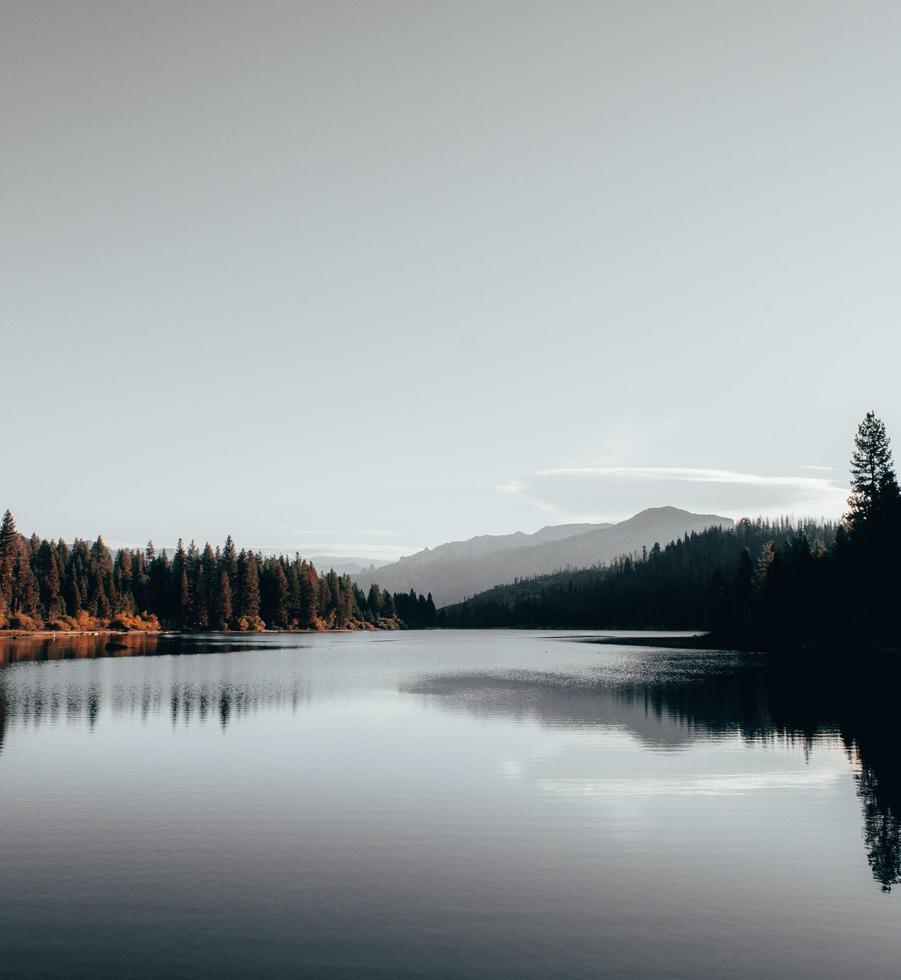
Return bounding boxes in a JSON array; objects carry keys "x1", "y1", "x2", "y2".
[{"x1": 848, "y1": 411, "x2": 899, "y2": 532}]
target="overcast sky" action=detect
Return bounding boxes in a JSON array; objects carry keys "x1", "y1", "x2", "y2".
[{"x1": 2, "y1": 1, "x2": 899, "y2": 558}]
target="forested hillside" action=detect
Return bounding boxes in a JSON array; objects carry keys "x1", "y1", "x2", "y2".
[
  {"x1": 442, "y1": 413, "x2": 901, "y2": 643},
  {"x1": 439, "y1": 518, "x2": 837, "y2": 629},
  {"x1": 355, "y1": 507, "x2": 732, "y2": 606},
  {"x1": 0, "y1": 525, "x2": 435, "y2": 633}
]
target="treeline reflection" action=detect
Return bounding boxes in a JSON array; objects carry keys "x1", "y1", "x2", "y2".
[
  {"x1": 0, "y1": 635, "x2": 308, "y2": 744},
  {"x1": 2, "y1": 636, "x2": 899, "y2": 892},
  {"x1": 405, "y1": 649, "x2": 901, "y2": 893},
  {"x1": 0, "y1": 677, "x2": 307, "y2": 738},
  {"x1": 0, "y1": 633, "x2": 276, "y2": 666}
]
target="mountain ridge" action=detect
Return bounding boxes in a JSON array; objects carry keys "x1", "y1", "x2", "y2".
[{"x1": 356, "y1": 506, "x2": 734, "y2": 606}]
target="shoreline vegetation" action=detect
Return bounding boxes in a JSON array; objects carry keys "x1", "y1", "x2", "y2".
[
  {"x1": 0, "y1": 521, "x2": 437, "y2": 635},
  {"x1": 0, "y1": 625, "x2": 398, "y2": 640}
]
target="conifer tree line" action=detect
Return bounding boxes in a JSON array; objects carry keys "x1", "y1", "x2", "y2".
[
  {"x1": 0, "y1": 525, "x2": 435, "y2": 633},
  {"x1": 2, "y1": 411, "x2": 896, "y2": 639},
  {"x1": 442, "y1": 412, "x2": 901, "y2": 641}
]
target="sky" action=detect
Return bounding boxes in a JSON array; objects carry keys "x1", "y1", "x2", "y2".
[{"x1": 2, "y1": 1, "x2": 899, "y2": 559}]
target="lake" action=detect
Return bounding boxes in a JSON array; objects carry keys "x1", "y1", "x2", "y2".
[{"x1": 1, "y1": 630, "x2": 899, "y2": 977}]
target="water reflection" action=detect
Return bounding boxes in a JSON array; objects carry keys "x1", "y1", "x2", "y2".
[
  {"x1": 404, "y1": 647, "x2": 901, "y2": 893},
  {"x1": 0, "y1": 675, "x2": 306, "y2": 734},
  {"x1": 1, "y1": 632, "x2": 899, "y2": 894},
  {"x1": 0, "y1": 633, "x2": 310, "y2": 737},
  {"x1": 0, "y1": 632, "x2": 275, "y2": 665}
]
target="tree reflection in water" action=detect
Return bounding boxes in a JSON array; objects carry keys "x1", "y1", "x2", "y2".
[
  {"x1": 0, "y1": 633, "x2": 899, "y2": 892},
  {"x1": 406, "y1": 645, "x2": 901, "y2": 894}
]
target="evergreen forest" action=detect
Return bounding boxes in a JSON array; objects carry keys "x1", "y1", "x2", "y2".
[
  {"x1": 0, "y1": 525, "x2": 436, "y2": 633},
  {"x1": 441, "y1": 412, "x2": 901, "y2": 645}
]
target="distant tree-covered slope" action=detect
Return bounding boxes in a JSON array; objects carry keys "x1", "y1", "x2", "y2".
[
  {"x1": 356, "y1": 507, "x2": 732, "y2": 606},
  {"x1": 441, "y1": 412, "x2": 901, "y2": 641},
  {"x1": 438, "y1": 518, "x2": 836, "y2": 629}
]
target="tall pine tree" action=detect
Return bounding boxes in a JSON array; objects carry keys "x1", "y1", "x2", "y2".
[{"x1": 848, "y1": 411, "x2": 900, "y2": 533}]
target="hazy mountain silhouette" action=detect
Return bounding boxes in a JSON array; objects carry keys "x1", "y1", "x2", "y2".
[
  {"x1": 356, "y1": 507, "x2": 733, "y2": 606},
  {"x1": 307, "y1": 555, "x2": 391, "y2": 576}
]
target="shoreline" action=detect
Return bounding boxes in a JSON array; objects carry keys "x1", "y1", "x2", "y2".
[
  {"x1": 0, "y1": 626, "x2": 398, "y2": 640},
  {"x1": 584, "y1": 629, "x2": 901, "y2": 656}
]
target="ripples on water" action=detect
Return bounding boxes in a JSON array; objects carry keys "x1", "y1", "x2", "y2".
[{"x1": 0, "y1": 630, "x2": 899, "y2": 978}]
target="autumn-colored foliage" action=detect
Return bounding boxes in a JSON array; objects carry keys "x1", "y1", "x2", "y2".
[
  {"x1": 108, "y1": 612, "x2": 161, "y2": 632},
  {"x1": 0, "y1": 511, "x2": 435, "y2": 633},
  {"x1": 7, "y1": 612, "x2": 41, "y2": 631}
]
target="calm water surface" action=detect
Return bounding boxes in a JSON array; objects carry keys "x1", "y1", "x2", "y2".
[{"x1": 0, "y1": 630, "x2": 899, "y2": 977}]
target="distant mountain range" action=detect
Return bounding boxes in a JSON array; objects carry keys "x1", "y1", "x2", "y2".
[
  {"x1": 354, "y1": 506, "x2": 734, "y2": 607},
  {"x1": 307, "y1": 555, "x2": 391, "y2": 576}
]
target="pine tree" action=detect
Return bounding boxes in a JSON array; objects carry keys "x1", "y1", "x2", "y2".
[
  {"x1": 176, "y1": 567, "x2": 190, "y2": 628},
  {"x1": 337, "y1": 575, "x2": 354, "y2": 626},
  {"x1": 131, "y1": 549, "x2": 150, "y2": 612},
  {"x1": 297, "y1": 564, "x2": 318, "y2": 627},
  {"x1": 222, "y1": 535, "x2": 238, "y2": 597},
  {"x1": 213, "y1": 568, "x2": 233, "y2": 629},
  {"x1": 149, "y1": 548, "x2": 170, "y2": 620},
  {"x1": 367, "y1": 582, "x2": 382, "y2": 619},
  {"x1": 324, "y1": 570, "x2": 340, "y2": 625},
  {"x1": 848, "y1": 411, "x2": 900, "y2": 533},
  {"x1": 0, "y1": 510, "x2": 17, "y2": 613},
  {"x1": 94, "y1": 576, "x2": 111, "y2": 619},
  {"x1": 317, "y1": 570, "x2": 332, "y2": 619},
  {"x1": 237, "y1": 551, "x2": 261, "y2": 623},
  {"x1": 66, "y1": 572, "x2": 82, "y2": 616},
  {"x1": 382, "y1": 590, "x2": 396, "y2": 618},
  {"x1": 844, "y1": 412, "x2": 901, "y2": 633},
  {"x1": 15, "y1": 556, "x2": 41, "y2": 619},
  {"x1": 196, "y1": 544, "x2": 216, "y2": 628},
  {"x1": 170, "y1": 539, "x2": 190, "y2": 628},
  {"x1": 267, "y1": 561, "x2": 289, "y2": 627},
  {"x1": 47, "y1": 546, "x2": 65, "y2": 618}
]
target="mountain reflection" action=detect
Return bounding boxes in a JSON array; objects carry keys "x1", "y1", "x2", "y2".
[{"x1": 404, "y1": 648, "x2": 901, "y2": 893}]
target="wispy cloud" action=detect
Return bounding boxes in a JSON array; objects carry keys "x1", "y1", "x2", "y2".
[
  {"x1": 536, "y1": 465, "x2": 847, "y2": 494},
  {"x1": 496, "y1": 478, "x2": 563, "y2": 517},
  {"x1": 496, "y1": 464, "x2": 849, "y2": 524},
  {"x1": 496, "y1": 480, "x2": 525, "y2": 495}
]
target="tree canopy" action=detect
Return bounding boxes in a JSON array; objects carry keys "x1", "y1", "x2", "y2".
[{"x1": 0, "y1": 528, "x2": 431, "y2": 633}]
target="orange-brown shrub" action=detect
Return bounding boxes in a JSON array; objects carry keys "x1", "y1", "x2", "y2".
[
  {"x1": 47, "y1": 616, "x2": 79, "y2": 631},
  {"x1": 7, "y1": 612, "x2": 41, "y2": 631},
  {"x1": 108, "y1": 612, "x2": 161, "y2": 632},
  {"x1": 235, "y1": 616, "x2": 266, "y2": 632},
  {"x1": 73, "y1": 611, "x2": 103, "y2": 631}
]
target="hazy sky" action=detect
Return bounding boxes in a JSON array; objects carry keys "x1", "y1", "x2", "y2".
[{"x1": 2, "y1": 1, "x2": 899, "y2": 558}]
